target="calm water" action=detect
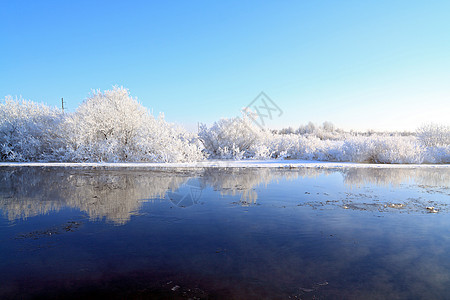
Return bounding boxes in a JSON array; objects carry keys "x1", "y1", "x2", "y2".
[{"x1": 0, "y1": 166, "x2": 449, "y2": 299}]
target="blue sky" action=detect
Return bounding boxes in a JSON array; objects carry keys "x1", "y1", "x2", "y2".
[{"x1": 1, "y1": 0, "x2": 449, "y2": 131}]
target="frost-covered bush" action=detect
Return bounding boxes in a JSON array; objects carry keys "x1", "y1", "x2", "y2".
[
  {"x1": 414, "y1": 124, "x2": 450, "y2": 163},
  {"x1": 0, "y1": 96, "x2": 65, "y2": 161},
  {"x1": 199, "y1": 116, "x2": 449, "y2": 164},
  {"x1": 341, "y1": 135, "x2": 425, "y2": 164},
  {"x1": 198, "y1": 117, "x2": 344, "y2": 161},
  {"x1": 417, "y1": 123, "x2": 450, "y2": 147},
  {"x1": 198, "y1": 115, "x2": 263, "y2": 159},
  {"x1": 422, "y1": 145, "x2": 450, "y2": 164},
  {"x1": 1, "y1": 88, "x2": 449, "y2": 164},
  {"x1": 64, "y1": 87, "x2": 203, "y2": 162},
  {"x1": 0, "y1": 88, "x2": 204, "y2": 162}
]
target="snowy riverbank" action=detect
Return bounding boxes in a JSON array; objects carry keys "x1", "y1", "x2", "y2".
[{"x1": 1, "y1": 160, "x2": 449, "y2": 169}]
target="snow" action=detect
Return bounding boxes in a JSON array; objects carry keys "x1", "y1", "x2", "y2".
[
  {"x1": 0, "y1": 160, "x2": 448, "y2": 169},
  {"x1": 1, "y1": 87, "x2": 449, "y2": 165},
  {"x1": 199, "y1": 117, "x2": 450, "y2": 164}
]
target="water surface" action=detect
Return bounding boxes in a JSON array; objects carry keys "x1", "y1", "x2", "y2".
[{"x1": 0, "y1": 167, "x2": 449, "y2": 299}]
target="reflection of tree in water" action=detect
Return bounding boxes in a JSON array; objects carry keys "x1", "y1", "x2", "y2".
[
  {"x1": 0, "y1": 168, "x2": 189, "y2": 224},
  {"x1": 201, "y1": 168, "x2": 271, "y2": 205},
  {"x1": 200, "y1": 168, "x2": 328, "y2": 205},
  {"x1": 313, "y1": 168, "x2": 450, "y2": 214},
  {"x1": 342, "y1": 168, "x2": 450, "y2": 187},
  {"x1": 166, "y1": 178, "x2": 203, "y2": 208},
  {"x1": 0, "y1": 167, "x2": 448, "y2": 224}
]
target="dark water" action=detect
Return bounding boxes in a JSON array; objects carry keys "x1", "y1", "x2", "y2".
[{"x1": 0, "y1": 166, "x2": 449, "y2": 299}]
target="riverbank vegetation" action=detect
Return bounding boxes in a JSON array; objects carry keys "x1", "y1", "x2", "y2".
[{"x1": 1, "y1": 87, "x2": 448, "y2": 163}]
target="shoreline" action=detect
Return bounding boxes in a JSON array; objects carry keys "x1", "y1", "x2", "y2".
[{"x1": 0, "y1": 160, "x2": 449, "y2": 169}]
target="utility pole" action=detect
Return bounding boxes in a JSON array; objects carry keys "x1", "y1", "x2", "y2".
[{"x1": 61, "y1": 98, "x2": 65, "y2": 113}]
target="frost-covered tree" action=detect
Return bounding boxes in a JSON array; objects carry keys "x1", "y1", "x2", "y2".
[
  {"x1": 322, "y1": 121, "x2": 334, "y2": 132},
  {"x1": 65, "y1": 86, "x2": 203, "y2": 162},
  {"x1": 0, "y1": 96, "x2": 64, "y2": 161},
  {"x1": 1, "y1": 88, "x2": 449, "y2": 164},
  {"x1": 0, "y1": 88, "x2": 204, "y2": 163},
  {"x1": 64, "y1": 87, "x2": 149, "y2": 161}
]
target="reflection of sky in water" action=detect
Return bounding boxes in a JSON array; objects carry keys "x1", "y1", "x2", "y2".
[{"x1": 0, "y1": 167, "x2": 449, "y2": 299}]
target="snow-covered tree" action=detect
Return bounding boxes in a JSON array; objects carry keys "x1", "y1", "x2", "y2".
[
  {"x1": 0, "y1": 96, "x2": 64, "y2": 161},
  {"x1": 1, "y1": 88, "x2": 448, "y2": 164},
  {"x1": 65, "y1": 86, "x2": 203, "y2": 162}
]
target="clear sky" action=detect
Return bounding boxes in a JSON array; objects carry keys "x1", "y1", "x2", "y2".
[{"x1": 1, "y1": 0, "x2": 449, "y2": 132}]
